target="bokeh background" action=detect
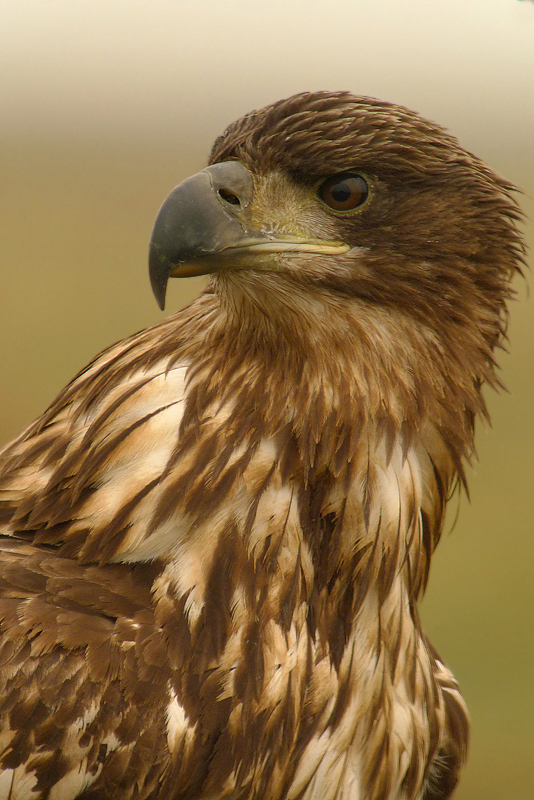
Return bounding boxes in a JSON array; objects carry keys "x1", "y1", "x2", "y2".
[{"x1": 1, "y1": 1, "x2": 533, "y2": 797}]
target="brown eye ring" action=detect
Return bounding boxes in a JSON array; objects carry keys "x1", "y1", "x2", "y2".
[{"x1": 317, "y1": 172, "x2": 369, "y2": 212}]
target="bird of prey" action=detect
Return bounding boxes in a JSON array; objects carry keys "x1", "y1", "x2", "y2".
[{"x1": 0, "y1": 91, "x2": 524, "y2": 800}]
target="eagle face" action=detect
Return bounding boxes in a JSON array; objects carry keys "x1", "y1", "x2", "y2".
[
  {"x1": 152, "y1": 91, "x2": 522, "y2": 352},
  {"x1": 0, "y1": 92, "x2": 524, "y2": 800}
]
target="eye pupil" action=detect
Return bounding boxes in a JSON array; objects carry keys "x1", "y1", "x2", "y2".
[
  {"x1": 331, "y1": 184, "x2": 352, "y2": 204},
  {"x1": 318, "y1": 173, "x2": 369, "y2": 211}
]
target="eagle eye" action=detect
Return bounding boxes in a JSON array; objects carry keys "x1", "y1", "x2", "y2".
[{"x1": 317, "y1": 173, "x2": 369, "y2": 212}]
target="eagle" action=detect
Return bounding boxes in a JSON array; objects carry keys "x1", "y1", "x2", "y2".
[{"x1": 0, "y1": 91, "x2": 524, "y2": 800}]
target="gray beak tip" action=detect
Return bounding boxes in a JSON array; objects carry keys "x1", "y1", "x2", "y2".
[{"x1": 148, "y1": 245, "x2": 169, "y2": 311}]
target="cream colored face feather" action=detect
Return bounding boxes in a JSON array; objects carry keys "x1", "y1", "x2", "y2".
[{"x1": 0, "y1": 91, "x2": 524, "y2": 800}]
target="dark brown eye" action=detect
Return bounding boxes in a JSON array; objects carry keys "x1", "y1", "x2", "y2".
[{"x1": 317, "y1": 173, "x2": 369, "y2": 211}]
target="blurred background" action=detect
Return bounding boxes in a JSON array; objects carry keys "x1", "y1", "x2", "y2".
[{"x1": 1, "y1": 0, "x2": 533, "y2": 796}]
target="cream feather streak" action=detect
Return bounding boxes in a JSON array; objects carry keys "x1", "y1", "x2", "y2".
[{"x1": 0, "y1": 91, "x2": 524, "y2": 800}]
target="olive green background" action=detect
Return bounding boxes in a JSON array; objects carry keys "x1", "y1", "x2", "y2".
[{"x1": 1, "y1": 1, "x2": 533, "y2": 797}]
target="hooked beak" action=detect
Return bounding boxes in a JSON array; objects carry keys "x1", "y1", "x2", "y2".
[{"x1": 148, "y1": 161, "x2": 349, "y2": 310}]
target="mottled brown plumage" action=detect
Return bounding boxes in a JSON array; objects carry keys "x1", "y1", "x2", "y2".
[{"x1": 0, "y1": 91, "x2": 525, "y2": 800}]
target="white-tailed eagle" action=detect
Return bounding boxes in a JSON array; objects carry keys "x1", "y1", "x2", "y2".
[{"x1": 0, "y1": 91, "x2": 524, "y2": 800}]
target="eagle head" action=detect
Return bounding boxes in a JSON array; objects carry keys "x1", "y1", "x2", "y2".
[{"x1": 150, "y1": 91, "x2": 523, "y2": 360}]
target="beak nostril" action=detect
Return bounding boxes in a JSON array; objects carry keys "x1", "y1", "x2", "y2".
[{"x1": 218, "y1": 188, "x2": 241, "y2": 207}]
